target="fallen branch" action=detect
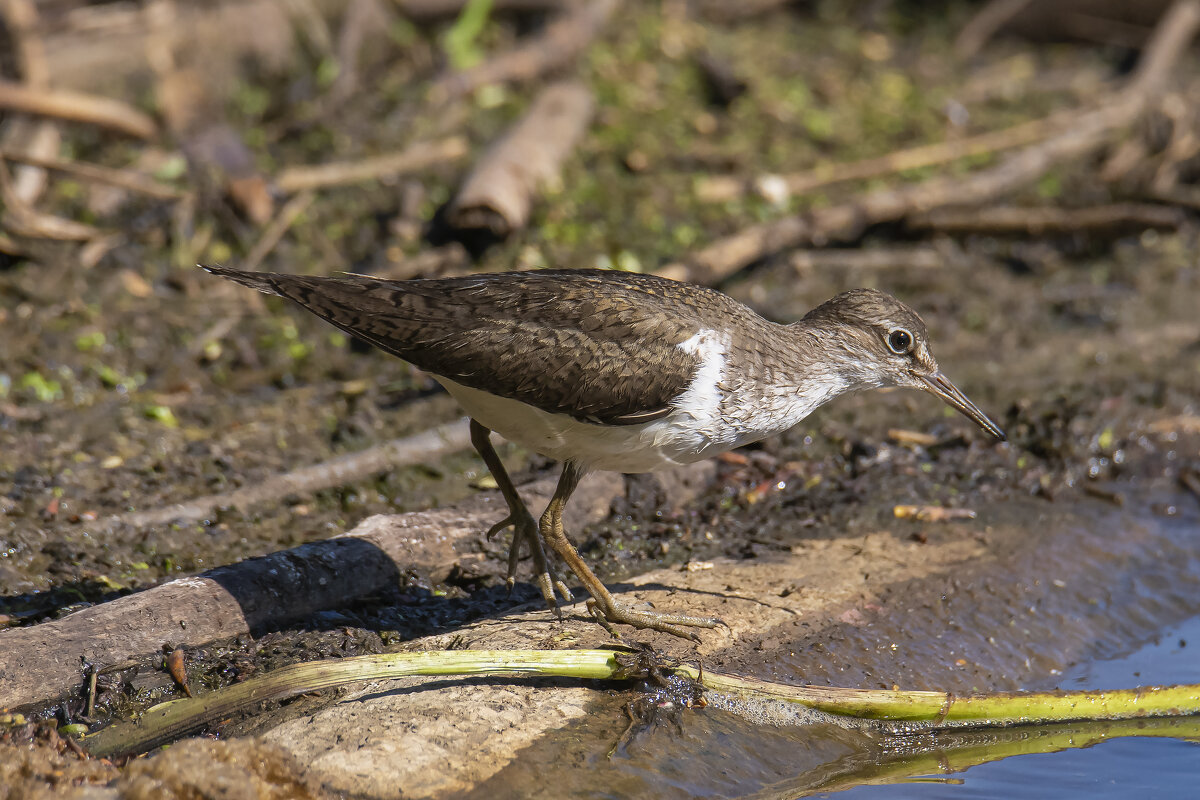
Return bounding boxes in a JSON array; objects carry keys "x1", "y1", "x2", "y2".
[
  {"x1": 429, "y1": 0, "x2": 619, "y2": 101},
  {"x1": 80, "y1": 648, "x2": 1200, "y2": 757},
  {"x1": 446, "y1": 80, "x2": 592, "y2": 237},
  {"x1": 662, "y1": 0, "x2": 1200, "y2": 284},
  {"x1": 275, "y1": 136, "x2": 469, "y2": 193},
  {"x1": 907, "y1": 203, "x2": 1185, "y2": 235},
  {"x1": 0, "y1": 79, "x2": 158, "y2": 139},
  {"x1": 0, "y1": 466, "x2": 627, "y2": 711},
  {"x1": 106, "y1": 420, "x2": 473, "y2": 532}
]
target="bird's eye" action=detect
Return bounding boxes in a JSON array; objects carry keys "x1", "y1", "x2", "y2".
[{"x1": 887, "y1": 328, "x2": 913, "y2": 354}]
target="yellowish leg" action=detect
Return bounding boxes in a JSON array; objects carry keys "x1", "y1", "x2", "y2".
[
  {"x1": 539, "y1": 462, "x2": 721, "y2": 641},
  {"x1": 469, "y1": 420, "x2": 572, "y2": 608}
]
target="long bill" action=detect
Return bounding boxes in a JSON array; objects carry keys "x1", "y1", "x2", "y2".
[{"x1": 920, "y1": 371, "x2": 1006, "y2": 440}]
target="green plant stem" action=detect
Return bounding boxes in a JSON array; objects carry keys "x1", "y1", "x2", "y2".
[{"x1": 82, "y1": 649, "x2": 1200, "y2": 758}]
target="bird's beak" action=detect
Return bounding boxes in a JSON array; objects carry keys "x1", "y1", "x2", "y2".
[{"x1": 919, "y1": 371, "x2": 1006, "y2": 440}]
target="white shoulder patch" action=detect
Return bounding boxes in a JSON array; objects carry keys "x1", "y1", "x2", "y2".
[{"x1": 674, "y1": 329, "x2": 727, "y2": 421}]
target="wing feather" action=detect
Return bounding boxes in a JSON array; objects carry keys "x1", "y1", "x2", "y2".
[{"x1": 202, "y1": 266, "x2": 725, "y2": 424}]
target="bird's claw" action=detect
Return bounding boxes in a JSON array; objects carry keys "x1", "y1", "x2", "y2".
[
  {"x1": 490, "y1": 511, "x2": 573, "y2": 608},
  {"x1": 587, "y1": 598, "x2": 720, "y2": 643}
]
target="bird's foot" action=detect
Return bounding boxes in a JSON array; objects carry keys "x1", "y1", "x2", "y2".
[
  {"x1": 488, "y1": 512, "x2": 573, "y2": 608},
  {"x1": 586, "y1": 598, "x2": 721, "y2": 642}
]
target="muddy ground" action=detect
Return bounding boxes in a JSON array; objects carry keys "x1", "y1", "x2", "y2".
[{"x1": 2, "y1": 1, "x2": 1200, "y2": 797}]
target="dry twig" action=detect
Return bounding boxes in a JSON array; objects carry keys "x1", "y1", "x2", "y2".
[
  {"x1": 240, "y1": 190, "x2": 316, "y2": 274},
  {"x1": 0, "y1": 80, "x2": 158, "y2": 139},
  {"x1": 276, "y1": 137, "x2": 469, "y2": 193}
]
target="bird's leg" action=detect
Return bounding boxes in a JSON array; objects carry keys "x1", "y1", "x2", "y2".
[
  {"x1": 469, "y1": 420, "x2": 572, "y2": 608},
  {"x1": 539, "y1": 462, "x2": 721, "y2": 642}
]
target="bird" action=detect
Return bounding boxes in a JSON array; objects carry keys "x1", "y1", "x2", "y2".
[{"x1": 201, "y1": 266, "x2": 1005, "y2": 640}]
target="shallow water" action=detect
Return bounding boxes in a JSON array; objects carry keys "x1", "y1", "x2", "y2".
[
  {"x1": 465, "y1": 501, "x2": 1200, "y2": 800},
  {"x1": 830, "y1": 614, "x2": 1200, "y2": 799}
]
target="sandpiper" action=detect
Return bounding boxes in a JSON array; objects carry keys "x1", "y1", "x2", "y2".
[{"x1": 203, "y1": 266, "x2": 1005, "y2": 639}]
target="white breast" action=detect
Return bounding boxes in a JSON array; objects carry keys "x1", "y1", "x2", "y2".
[{"x1": 436, "y1": 328, "x2": 847, "y2": 474}]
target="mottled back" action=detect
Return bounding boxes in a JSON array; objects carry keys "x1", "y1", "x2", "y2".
[{"x1": 203, "y1": 267, "x2": 770, "y2": 424}]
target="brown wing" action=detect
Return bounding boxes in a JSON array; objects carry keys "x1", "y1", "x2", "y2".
[{"x1": 202, "y1": 267, "x2": 731, "y2": 424}]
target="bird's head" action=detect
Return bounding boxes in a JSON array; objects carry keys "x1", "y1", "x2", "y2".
[{"x1": 800, "y1": 288, "x2": 1005, "y2": 440}]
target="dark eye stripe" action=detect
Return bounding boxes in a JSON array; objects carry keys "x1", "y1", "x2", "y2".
[{"x1": 888, "y1": 328, "x2": 913, "y2": 354}]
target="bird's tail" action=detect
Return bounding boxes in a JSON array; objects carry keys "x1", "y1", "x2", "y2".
[{"x1": 199, "y1": 264, "x2": 287, "y2": 297}]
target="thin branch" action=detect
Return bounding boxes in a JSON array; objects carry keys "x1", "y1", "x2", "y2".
[
  {"x1": 429, "y1": 0, "x2": 619, "y2": 101},
  {"x1": 275, "y1": 136, "x2": 469, "y2": 193},
  {"x1": 0, "y1": 149, "x2": 187, "y2": 200},
  {"x1": 109, "y1": 419, "x2": 472, "y2": 531},
  {"x1": 907, "y1": 203, "x2": 1185, "y2": 235},
  {"x1": 699, "y1": 110, "x2": 1082, "y2": 202},
  {"x1": 240, "y1": 189, "x2": 315, "y2": 271}
]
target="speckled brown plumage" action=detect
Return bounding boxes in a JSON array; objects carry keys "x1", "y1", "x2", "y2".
[
  {"x1": 202, "y1": 264, "x2": 1004, "y2": 640},
  {"x1": 203, "y1": 267, "x2": 776, "y2": 425}
]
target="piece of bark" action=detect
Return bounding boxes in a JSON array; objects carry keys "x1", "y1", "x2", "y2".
[
  {"x1": 0, "y1": 471, "x2": 629, "y2": 711},
  {"x1": 660, "y1": 0, "x2": 1200, "y2": 285},
  {"x1": 429, "y1": 0, "x2": 619, "y2": 101},
  {"x1": 446, "y1": 80, "x2": 592, "y2": 237}
]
